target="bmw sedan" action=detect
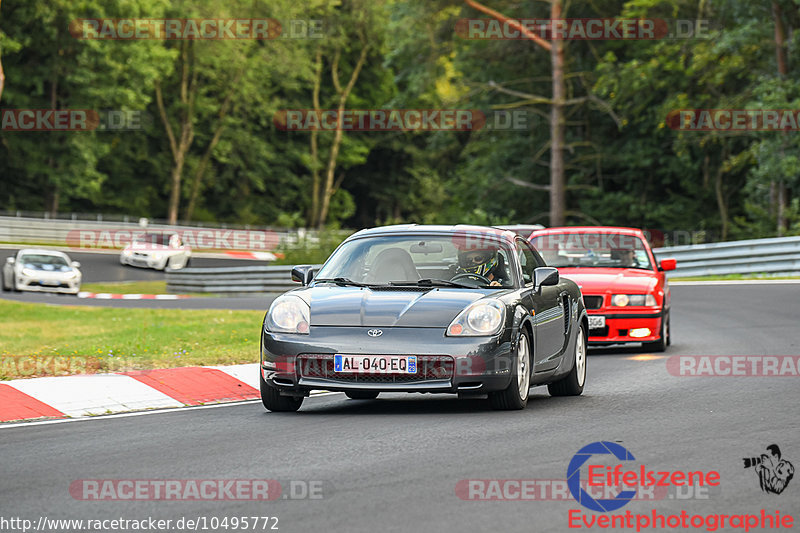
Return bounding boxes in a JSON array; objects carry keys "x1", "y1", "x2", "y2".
[
  {"x1": 530, "y1": 226, "x2": 676, "y2": 351},
  {"x1": 260, "y1": 225, "x2": 588, "y2": 412},
  {"x1": 120, "y1": 232, "x2": 191, "y2": 270},
  {"x1": 2, "y1": 249, "x2": 82, "y2": 294}
]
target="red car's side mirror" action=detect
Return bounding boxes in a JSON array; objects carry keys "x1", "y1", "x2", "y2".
[{"x1": 659, "y1": 258, "x2": 677, "y2": 271}]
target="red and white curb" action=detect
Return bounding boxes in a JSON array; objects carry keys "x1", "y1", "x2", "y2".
[
  {"x1": 77, "y1": 292, "x2": 191, "y2": 300},
  {"x1": 0, "y1": 363, "x2": 264, "y2": 423}
]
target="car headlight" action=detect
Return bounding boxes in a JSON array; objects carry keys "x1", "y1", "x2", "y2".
[
  {"x1": 64, "y1": 271, "x2": 77, "y2": 279},
  {"x1": 612, "y1": 294, "x2": 657, "y2": 307},
  {"x1": 21, "y1": 268, "x2": 36, "y2": 277},
  {"x1": 123, "y1": 249, "x2": 133, "y2": 256},
  {"x1": 265, "y1": 295, "x2": 310, "y2": 334},
  {"x1": 447, "y1": 299, "x2": 505, "y2": 336},
  {"x1": 153, "y1": 253, "x2": 163, "y2": 260}
]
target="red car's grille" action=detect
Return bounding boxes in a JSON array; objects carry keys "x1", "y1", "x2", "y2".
[
  {"x1": 583, "y1": 295, "x2": 603, "y2": 309},
  {"x1": 297, "y1": 355, "x2": 454, "y2": 383}
]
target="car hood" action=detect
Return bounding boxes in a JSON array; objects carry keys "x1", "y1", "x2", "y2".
[
  {"x1": 557, "y1": 268, "x2": 658, "y2": 294},
  {"x1": 300, "y1": 286, "x2": 488, "y2": 328}
]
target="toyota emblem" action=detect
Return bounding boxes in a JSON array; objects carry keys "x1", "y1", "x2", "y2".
[{"x1": 367, "y1": 329, "x2": 383, "y2": 337}]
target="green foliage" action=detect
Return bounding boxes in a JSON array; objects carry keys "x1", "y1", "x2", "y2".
[{"x1": 1, "y1": 0, "x2": 798, "y2": 241}]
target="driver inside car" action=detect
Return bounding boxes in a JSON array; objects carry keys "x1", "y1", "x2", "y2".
[{"x1": 455, "y1": 248, "x2": 506, "y2": 287}]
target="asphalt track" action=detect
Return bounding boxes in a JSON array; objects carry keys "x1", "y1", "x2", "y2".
[{"x1": 1, "y1": 284, "x2": 798, "y2": 532}]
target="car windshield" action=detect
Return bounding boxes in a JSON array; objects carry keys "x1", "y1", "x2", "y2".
[
  {"x1": 531, "y1": 232, "x2": 652, "y2": 270},
  {"x1": 314, "y1": 234, "x2": 516, "y2": 288},
  {"x1": 134, "y1": 233, "x2": 173, "y2": 246},
  {"x1": 19, "y1": 254, "x2": 70, "y2": 269}
]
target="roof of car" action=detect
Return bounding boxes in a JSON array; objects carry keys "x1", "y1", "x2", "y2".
[
  {"x1": 529, "y1": 226, "x2": 646, "y2": 237},
  {"x1": 18, "y1": 248, "x2": 70, "y2": 257},
  {"x1": 348, "y1": 224, "x2": 518, "y2": 242}
]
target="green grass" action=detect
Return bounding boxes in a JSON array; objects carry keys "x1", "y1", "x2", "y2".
[
  {"x1": 0, "y1": 299, "x2": 265, "y2": 380},
  {"x1": 81, "y1": 281, "x2": 169, "y2": 294},
  {"x1": 671, "y1": 273, "x2": 800, "y2": 281}
]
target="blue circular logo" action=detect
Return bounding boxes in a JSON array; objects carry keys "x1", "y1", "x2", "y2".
[{"x1": 567, "y1": 441, "x2": 637, "y2": 512}]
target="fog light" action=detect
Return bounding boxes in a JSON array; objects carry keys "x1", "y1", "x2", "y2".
[{"x1": 629, "y1": 328, "x2": 651, "y2": 338}]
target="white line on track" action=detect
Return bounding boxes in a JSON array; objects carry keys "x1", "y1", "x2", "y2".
[{"x1": 0, "y1": 392, "x2": 343, "y2": 430}]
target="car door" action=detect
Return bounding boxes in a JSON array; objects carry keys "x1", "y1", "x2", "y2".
[
  {"x1": 516, "y1": 239, "x2": 564, "y2": 372},
  {"x1": 516, "y1": 239, "x2": 563, "y2": 370}
]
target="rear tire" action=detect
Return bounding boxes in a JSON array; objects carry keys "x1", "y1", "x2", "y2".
[
  {"x1": 548, "y1": 325, "x2": 586, "y2": 397},
  {"x1": 489, "y1": 332, "x2": 531, "y2": 410},
  {"x1": 345, "y1": 391, "x2": 379, "y2": 400},
  {"x1": 260, "y1": 374, "x2": 303, "y2": 412}
]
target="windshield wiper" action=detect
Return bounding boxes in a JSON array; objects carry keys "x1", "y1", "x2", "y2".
[
  {"x1": 389, "y1": 278, "x2": 473, "y2": 288},
  {"x1": 314, "y1": 277, "x2": 370, "y2": 287}
]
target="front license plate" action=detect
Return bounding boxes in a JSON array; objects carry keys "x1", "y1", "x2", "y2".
[
  {"x1": 588, "y1": 316, "x2": 606, "y2": 330},
  {"x1": 40, "y1": 280, "x2": 59, "y2": 286},
  {"x1": 334, "y1": 355, "x2": 417, "y2": 374}
]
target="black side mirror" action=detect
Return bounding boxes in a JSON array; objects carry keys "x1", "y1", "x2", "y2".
[
  {"x1": 291, "y1": 265, "x2": 315, "y2": 286},
  {"x1": 533, "y1": 267, "x2": 559, "y2": 291}
]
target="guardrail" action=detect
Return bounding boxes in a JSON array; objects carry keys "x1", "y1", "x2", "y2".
[
  {"x1": 166, "y1": 265, "x2": 322, "y2": 294},
  {"x1": 166, "y1": 236, "x2": 800, "y2": 293},
  {"x1": 654, "y1": 236, "x2": 800, "y2": 278}
]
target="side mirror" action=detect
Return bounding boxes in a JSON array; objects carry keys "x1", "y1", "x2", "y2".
[
  {"x1": 5, "y1": 257, "x2": 15, "y2": 265},
  {"x1": 291, "y1": 265, "x2": 315, "y2": 286},
  {"x1": 533, "y1": 266, "x2": 559, "y2": 290},
  {"x1": 71, "y1": 261, "x2": 81, "y2": 269},
  {"x1": 659, "y1": 258, "x2": 677, "y2": 271}
]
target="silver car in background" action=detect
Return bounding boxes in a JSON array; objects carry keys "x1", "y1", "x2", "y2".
[
  {"x1": 120, "y1": 232, "x2": 192, "y2": 270},
  {"x1": 2, "y1": 249, "x2": 82, "y2": 294}
]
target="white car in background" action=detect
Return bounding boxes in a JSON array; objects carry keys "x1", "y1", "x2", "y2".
[
  {"x1": 120, "y1": 232, "x2": 192, "y2": 270},
  {"x1": 2, "y1": 249, "x2": 82, "y2": 294}
]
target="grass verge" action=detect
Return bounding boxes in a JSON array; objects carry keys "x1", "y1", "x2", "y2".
[{"x1": 0, "y1": 299, "x2": 264, "y2": 380}]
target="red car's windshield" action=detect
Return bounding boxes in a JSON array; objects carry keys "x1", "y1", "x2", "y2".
[{"x1": 531, "y1": 232, "x2": 652, "y2": 270}]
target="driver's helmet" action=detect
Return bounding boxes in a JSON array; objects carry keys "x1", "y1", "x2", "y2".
[{"x1": 458, "y1": 248, "x2": 499, "y2": 277}]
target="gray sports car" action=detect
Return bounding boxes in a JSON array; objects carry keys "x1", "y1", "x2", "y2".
[{"x1": 260, "y1": 225, "x2": 588, "y2": 412}]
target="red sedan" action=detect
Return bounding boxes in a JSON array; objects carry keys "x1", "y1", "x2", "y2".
[{"x1": 529, "y1": 227, "x2": 676, "y2": 351}]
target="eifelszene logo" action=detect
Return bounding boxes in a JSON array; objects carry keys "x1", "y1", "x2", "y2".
[
  {"x1": 567, "y1": 441, "x2": 721, "y2": 512},
  {"x1": 743, "y1": 444, "x2": 794, "y2": 495}
]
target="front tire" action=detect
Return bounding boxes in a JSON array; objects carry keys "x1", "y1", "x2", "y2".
[
  {"x1": 548, "y1": 325, "x2": 586, "y2": 396},
  {"x1": 643, "y1": 312, "x2": 669, "y2": 352},
  {"x1": 260, "y1": 374, "x2": 303, "y2": 412},
  {"x1": 345, "y1": 391, "x2": 379, "y2": 400},
  {"x1": 489, "y1": 331, "x2": 531, "y2": 410}
]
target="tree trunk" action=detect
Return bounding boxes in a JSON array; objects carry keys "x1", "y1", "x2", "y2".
[
  {"x1": 772, "y1": 2, "x2": 788, "y2": 236},
  {"x1": 549, "y1": 0, "x2": 566, "y2": 227},
  {"x1": 156, "y1": 41, "x2": 196, "y2": 225},
  {"x1": 714, "y1": 165, "x2": 728, "y2": 241},
  {"x1": 308, "y1": 49, "x2": 323, "y2": 227},
  {"x1": 317, "y1": 45, "x2": 369, "y2": 229}
]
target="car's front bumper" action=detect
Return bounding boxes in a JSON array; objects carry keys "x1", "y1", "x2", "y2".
[
  {"x1": 586, "y1": 310, "x2": 663, "y2": 344},
  {"x1": 261, "y1": 326, "x2": 516, "y2": 396},
  {"x1": 120, "y1": 254, "x2": 167, "y2": 269},
  {"x1": 17, "y1": 276, "x2": 80, "y2": 294}
]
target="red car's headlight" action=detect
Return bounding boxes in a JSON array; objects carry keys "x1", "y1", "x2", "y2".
[{"x1": 611, "y1": 294, "x2": 656, "y2": 307}]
